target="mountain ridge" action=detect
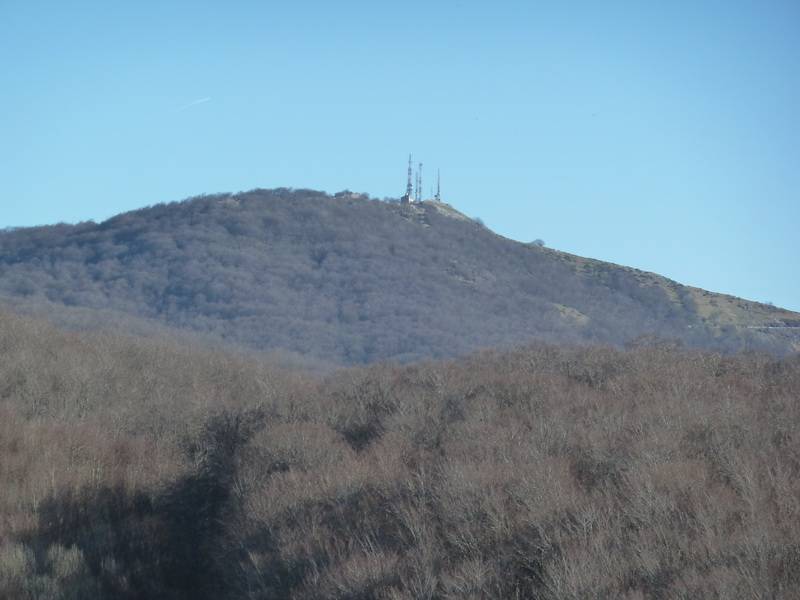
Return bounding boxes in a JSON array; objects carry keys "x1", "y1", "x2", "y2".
[{"x1": 1, "y1": 188, "x2": 797, "y2": 363}]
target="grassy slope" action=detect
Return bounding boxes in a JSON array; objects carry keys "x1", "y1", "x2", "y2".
[{"x1": 545, "y1": 246, "x2": 800, "y2": 350}]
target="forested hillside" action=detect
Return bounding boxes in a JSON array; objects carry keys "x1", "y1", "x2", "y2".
[
  {"x1": 1, "y1": 311, "x2": 799, "y2": 599},
  {"x1": 0, "y1": 188, "x2": 797, "y2": 364}
]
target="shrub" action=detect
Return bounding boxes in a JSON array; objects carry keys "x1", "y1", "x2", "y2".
[{"x1": 1, "y1": 311, "x2": 799, "y2": 598}]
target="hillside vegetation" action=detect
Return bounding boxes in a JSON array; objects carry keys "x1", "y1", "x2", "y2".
[
  {"x1": 1, "y1": 188, "x2": 796, "y2": 364},
  {"x1": 2, "y1": 310, "x2": 799, "y2": 599}
]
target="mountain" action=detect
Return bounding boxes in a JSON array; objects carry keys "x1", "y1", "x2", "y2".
[{"x1": 1, "y1": 188, "x2": 797, "y2": 363}]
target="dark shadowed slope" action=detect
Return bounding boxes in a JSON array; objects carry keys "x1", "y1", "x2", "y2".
[{"x1": 0, "y1": 188, "x2": 797, "y2": 363}]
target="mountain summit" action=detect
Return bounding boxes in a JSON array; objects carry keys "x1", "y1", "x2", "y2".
[{"x1": 1, "y1": 188, "x2": 797, "y2": 363}]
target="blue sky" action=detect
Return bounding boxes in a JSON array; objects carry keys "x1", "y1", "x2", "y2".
[{"x1": 1, "y1": 1, "x2": 798, "y2": 310}]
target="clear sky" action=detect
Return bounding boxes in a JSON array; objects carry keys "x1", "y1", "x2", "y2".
[{"x1": 1, "y1": 1, "x2": 798, "y2": 310}]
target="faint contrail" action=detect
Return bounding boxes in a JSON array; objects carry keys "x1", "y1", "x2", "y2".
[{"x1": 177, "y1": 97, "x2": 212, "y2": 111}]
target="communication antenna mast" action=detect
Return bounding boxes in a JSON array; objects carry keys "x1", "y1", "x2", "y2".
[
  {"x1": 403, "y1": 154, "x2": 413, "y2": 203},
  {"x1": 417, "y1": 162, "x2": 423, "y2": 202},
  {"x1": 435, "y1": 169, "x2": 441, "y2": 202}
]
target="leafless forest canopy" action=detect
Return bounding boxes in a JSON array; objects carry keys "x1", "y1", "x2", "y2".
[
  {"x1": 1, "y1": 310, "x2": 799, "y2": 599},
  {"x1": 0, "y1": 189, "x2": 792, "y2": 365}
]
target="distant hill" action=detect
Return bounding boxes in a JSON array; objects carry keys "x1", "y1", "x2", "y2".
[{"x1": 1, "y1": 188, "x2": 797, "y2": 363}]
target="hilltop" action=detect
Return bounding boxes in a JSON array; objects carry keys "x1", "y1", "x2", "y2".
[{"x1": 0, "y1": 188, "x2": 796, "y2": 363}]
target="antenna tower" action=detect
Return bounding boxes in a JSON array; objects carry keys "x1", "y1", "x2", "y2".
[
  {"x1": 435, "y1": 169, "x2": 441, "y2": 202},
  {"x1": 417, "y1": 162, "x2": 423, "y2": 202},
  {"x1": 404, "y1": 154, "x2": 413, "y2": 202}
]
